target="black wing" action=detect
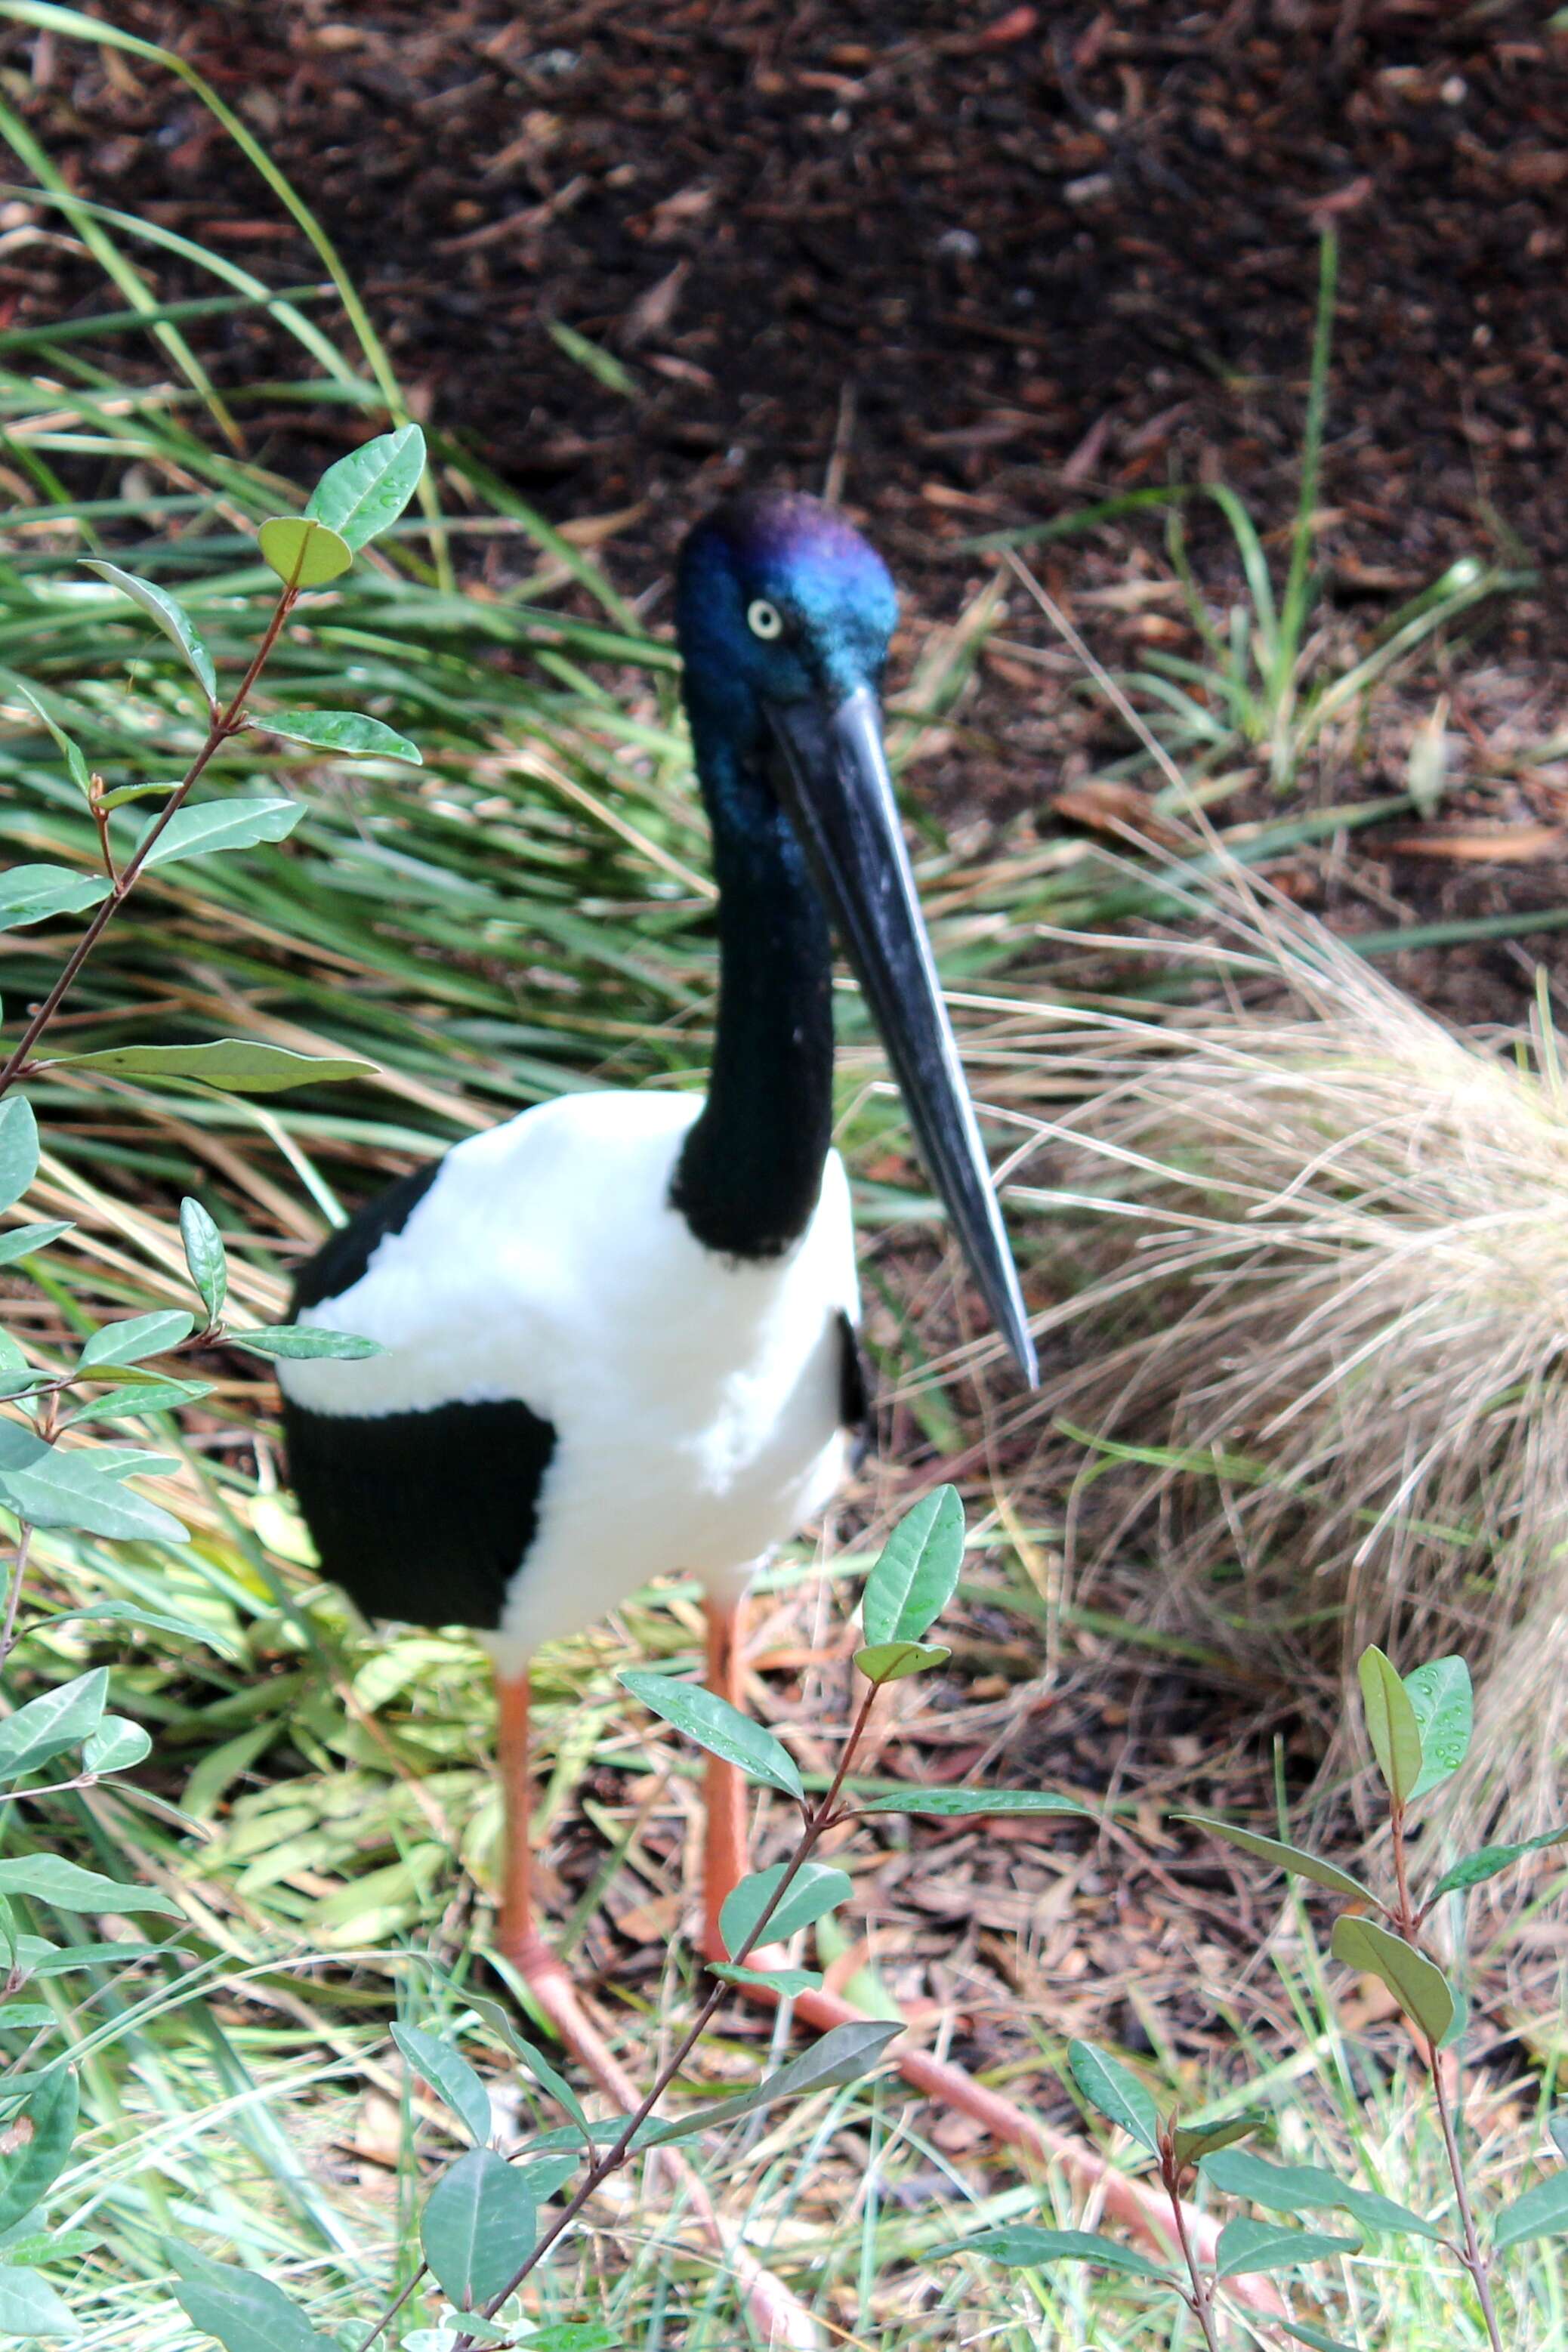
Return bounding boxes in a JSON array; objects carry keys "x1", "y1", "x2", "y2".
[
  {"x1": 282, "y1": 1392, "x2": 555, "y2": 1634},
  {"x1": 286, "y1": 1156, "x2": 557, "y2": 1634}
]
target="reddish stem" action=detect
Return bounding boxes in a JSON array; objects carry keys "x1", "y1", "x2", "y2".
[{"x1": 0, "y1": 579, "x2": 300, "y2": 1100}]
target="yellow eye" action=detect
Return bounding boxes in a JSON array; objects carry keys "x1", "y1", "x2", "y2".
[{"x1": 746, "y1": 599, "x2": 783, "y2": 640}]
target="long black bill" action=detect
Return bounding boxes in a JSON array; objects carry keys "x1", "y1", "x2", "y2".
[{"x1": 767, "y1": 683, "x2": 1038, "y2": 1384}]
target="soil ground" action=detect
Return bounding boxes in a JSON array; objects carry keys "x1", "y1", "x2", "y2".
[{"x1": 11, "y1": 5, "x2": 1568, "y2": 1006}]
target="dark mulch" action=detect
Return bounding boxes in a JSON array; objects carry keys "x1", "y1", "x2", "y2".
[{"x1": 9, "y1": 1, "x2": 1568, "y2": 1020}]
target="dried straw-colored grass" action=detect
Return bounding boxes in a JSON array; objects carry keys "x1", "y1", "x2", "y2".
[{"x1": 986, "y1": 853, "x2": 1568, "y2": 1823}]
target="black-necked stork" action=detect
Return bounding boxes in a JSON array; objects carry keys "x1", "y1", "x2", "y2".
[{"x1": 277, "y1": 489, "x2": 1036, "y2": 2014}]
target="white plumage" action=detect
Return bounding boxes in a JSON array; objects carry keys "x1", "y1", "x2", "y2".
[{"x1": 278, "y1": 1089, "x2": 859, "y2": 1671}]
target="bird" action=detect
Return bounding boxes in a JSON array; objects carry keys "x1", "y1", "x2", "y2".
[{"x1": 276, "y1": 486, "x2": 1036, "y2": 2038}]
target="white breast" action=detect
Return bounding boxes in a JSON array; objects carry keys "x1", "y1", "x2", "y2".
[{"x1": 276, "y1": 1090, "x2": 860, "y2": 1664}]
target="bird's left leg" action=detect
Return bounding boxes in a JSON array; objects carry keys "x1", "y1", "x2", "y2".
[
  {"x1": 493, "y1": 1668, "x2": 556, "y2": 1980},
  {"x1": 701, "y1": 1597, "x2": 749, "y2": 1962}
]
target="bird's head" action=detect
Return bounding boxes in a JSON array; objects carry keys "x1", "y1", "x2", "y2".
[
  {"x1": 676, "y1": 490, "x2": 898, "y2": 730},
  {"x1": 676, "y1": 490, "x2": 1036, "y2": 1384}
]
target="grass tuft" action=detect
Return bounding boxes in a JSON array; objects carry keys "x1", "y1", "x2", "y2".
[{"x1": 1005, "y1": 847, "x2": 1568, "y2": 1828}]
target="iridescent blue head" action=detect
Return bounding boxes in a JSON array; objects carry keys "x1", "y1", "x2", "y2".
[
  {"x1": 674, "y1": 489, "x2": 1036, "y2": 1384},
  {"x1": 676, "y1": 491, "x2": 898, "y2": 744}
]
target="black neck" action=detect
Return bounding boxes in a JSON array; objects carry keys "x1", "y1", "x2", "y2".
[{"x1": 670, "y1": 733, "x2": 834, "y2": 1259}]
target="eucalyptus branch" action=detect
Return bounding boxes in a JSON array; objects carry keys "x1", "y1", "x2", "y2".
[
  {"x1": 1162, "y1": 2150, "x2": 1226, "y2": 2352},
  {"x1": 1427, "y1": 2038, "x2": 1505, "y2": 2352},
  {"x1": 0, "y1": 1522, "x2": 32, "y2": 1673},
  {"x1": 0, "y1": 575, "x2": 301, "y2": 1102},
  {"x1": 418, "y1": 1681, "x2": 883, "y2": 2352}
]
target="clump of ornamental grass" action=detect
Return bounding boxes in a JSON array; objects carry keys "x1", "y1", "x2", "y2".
[{"x1": 999, "y1": 849, "x2": 1568, "y2": 1828}]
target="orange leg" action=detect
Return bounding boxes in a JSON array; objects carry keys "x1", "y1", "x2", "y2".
[
  {"x1": 702, "y1": 1600, "x2": 750, "y2": 1962},
  {"x1": 494, "y1": 1668, "x2": 552, "y2": 1977},
  {"x1": 489, "y1": 1661, "x2": 821, "y2": 2348}
]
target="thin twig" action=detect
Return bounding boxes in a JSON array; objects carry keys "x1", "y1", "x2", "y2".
[
  {"x1": 1427, "y1": 2034, "x2": 1506, "y2": 2352},
  {"x1": 1165, "y1": 2156, "x2": 1226, "y2": 2352},
  {"x1": 1390, "y1": 1813, "x2": 1505, "y2": 2350},
  {"x1": 0, "y1": 1523, "x2": 32, "y2": 1671},
  {"x1": 0, "y1": 576, "x2": 301, "y2": 1100}
]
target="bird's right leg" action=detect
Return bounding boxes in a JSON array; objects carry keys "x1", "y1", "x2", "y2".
[{"x1": 489, "y1": 1665, "x2": 820, "y2": 2348}]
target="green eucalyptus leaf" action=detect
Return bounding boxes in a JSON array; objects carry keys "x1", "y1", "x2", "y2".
[
  {"x1": 861, "y1": 1486, "x2": 965, "y2": 1647},
  {"x1": 82, "y1": 1717, "x2": 151, "y2": 1776},
  {"x1": 1549, "y1": 2110, "x2": 1568, "y2": 2164},
  {"x1": 1067, "y1": 2039, "x2": 1162, "y2": 2153},
  {"x1": 0, "y1": 1670, "x2": 106, "y2": 1782},
  {"x1": 99, "y1": 779, "x2": 179, "y2": 810},
  {"x1": 80, "y1": 561, "x2": 218, "y2": 701},
  {"x1": 0, "y1": 2067, "x2": 77, "y2": 2232},
  {"x1": 0, "y1": 2267, "x2": 77, "y2": 2336},
  {"x1": 35, "y1": 1599, "x2": 236, "y2": 1653},
  {"x1": 1201, "y1": 2148, "x2": 1443, "y2": 2242},
  {"x1": 517, "y1": 2153, "x2": 579, "y2": 2203},
  {"x1": 470, "y1": 2008, "x2": 594, "y2": 2151},
  {"x1": 0, "y1": 2230, "x2": 97, "y2": 2268},
  {"x1": 1331, "y1": 1916, "x2": 1454, "y2": 2045},
  {"x1": 1492, "y1": 2170, "x2": 1568, "y2": 2250},
  {"x1": 421, "y1": 2147, "x2": 533, "y2": 2309},
  {"x1": 10, "y1": 1936, "x2": 180, "y2": 1975},
  {"x1": 718, "y1": 1861, "x2": 850, "y2": 1960},
  {"x1": 1176, "y1": 1813, "x2": 1375, "y2": 1901},
  {"x1": 1430, "y1": 1824, "x2": 1568, "y2": 1900},
  {"x1": 0, "y1": 1854, "x2": 180, "y2": 1916},
  {"x1": 1215, "y1": 2216, "x2": 1360, "y2": 2277},
  {"x1": 168, "y1": 2244, "x2": 338, "y2": 2352},
  {"x1": 0, "y1": 1223, "x2": 71, "y2": 1267},
  {"x1": 1276, "y1": 2322, "x2": 1362, "y2": 2352},
  {"x1": 230, "y1": 1326, "x2": 381, "y2": 1361},
  {"x1": 861, "y1": 1787, "x2": 1090, "y2": 1819},
  {"x1": 1169, "y1": 2110, "x2": 1266, "y2": 2170},
  {"x1": 641, "y1": 2019, "x2": 900, "y2": 2145},
  {"x1": 708, "y1": 1962, "x2": 823, "y2": 1997},
  {"x1": 1357, "y1": 1646, "x2": 1424, "y2": 1807},
  {"x1": 945, "y1": 2224, "x2": 1169, "y2": 2277},
  {"x1": 0, "y1": 866, "x2": 108, "y2": 933},
  {"x1": 619, "y1": 1668, "x2": 802, "y2": 1800},
  {"x1": 180, "y1": 1197, "x2": 228, "y2": 1321},
  {"x1": 60, "y1": 1379, "x2": 214, "y2": 1428},
  {"x1": 252, "y1": 709, "x2": 421, "y2": 764},
  {"x1": 78, "y1": 1310, "x2": 194, "y2": 1370},
  {"x1": 0, "y1": 1423, "x2": 45, "y2": 1476},
  {"x1": 47, "y1": 1039, "x2": 377, "y2": 1094},
  {"x1": 853, "y1": 1640, "x2": 949, "y2": 1684},
  {"x1": 304, "y1": 423, "x2": 426, "y2": 549},
  {"x1": 0, "y1": 1103, "x2": 37, "y2": 1216},
  {"x1": 0, "y1": 1449, "x2": 188, "y2": 1544},
  {"x1": 256, "y1": 515, "x2": 353, "y2": 589},
  {"x1": 1403, "y1": 1656, "x2": 1473, "y2": 1799},
  {"x1": 137, "y1": 798, "x2": 301, "y2": 869},
  {"x1": 391, "y1": 2023, "x2": 492, "y2": 2146}
]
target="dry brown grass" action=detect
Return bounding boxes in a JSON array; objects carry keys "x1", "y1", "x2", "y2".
[{"x1": 962, "y1": 845, "x2": 1568, "y2": 1827}]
